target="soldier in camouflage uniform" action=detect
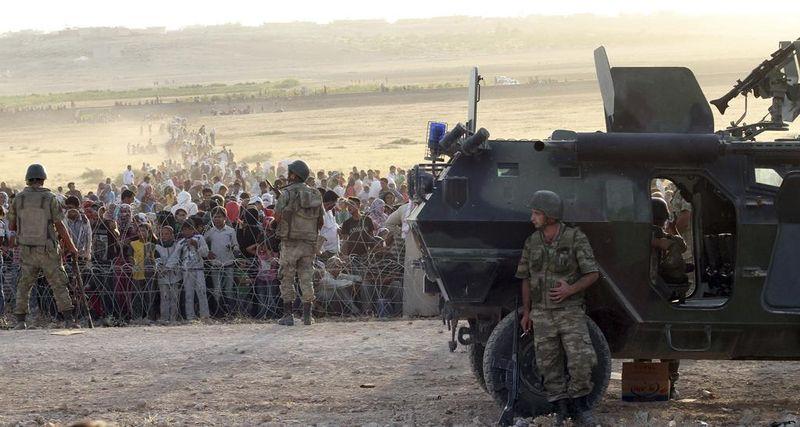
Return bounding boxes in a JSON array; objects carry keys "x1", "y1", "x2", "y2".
[
  {"x1": 668, "y1": 188, "x2": 693, "y2": 279},
  {"x1": 644, "y1": 197, "x2": 685, "y2": 399},
  {"x1": 516, "y1": 190, "x2": 600, "y2": 426},
  {"x1": 274, "y1": 160, "x2": 324, "y2": 326},
  {"x1": 10, "y1": 164, "x2": 80, "y2": 330}
]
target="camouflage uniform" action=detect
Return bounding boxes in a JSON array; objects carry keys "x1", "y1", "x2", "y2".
[
  {"x1": 647, "y1": 228, "x2": 686, "y2": 391},
  {"x1": 668, "y1": 191, "x2": 693, "y2": 263},
  {"x1": 515, "y1": 222, "x2": 599, "y2": 402},
  {"x1": 650, "y1": 230, "x2": 688, "y2": 286},
  {"x1": 10, "y1": 187, "x2": 74, "y2": 316},
  {"x1": 275, "y1": 182, "x2": 323, "y2": 304},
  {"x1": 277, "y1": 240, "x2": 316, "y2": 303}
]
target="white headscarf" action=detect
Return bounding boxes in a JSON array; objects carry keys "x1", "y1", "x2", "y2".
[{"x1": 171, "y1": 190, "x2": 198, "y2": 216}]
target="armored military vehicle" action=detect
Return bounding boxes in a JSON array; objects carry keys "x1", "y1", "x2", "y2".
[{"x1": 407, "y1": 40, "x2": 800, "y2": 418}]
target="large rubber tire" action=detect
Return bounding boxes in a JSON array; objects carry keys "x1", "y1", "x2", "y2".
[
  {"x1": 482, "y1": 309, "x2": 611, "y2": 417},
  {"x1": 469, "y1": 342, "x2": 487, "y2": 391}
]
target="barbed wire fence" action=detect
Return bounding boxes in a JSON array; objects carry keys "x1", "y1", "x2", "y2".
[
  {"x1": 0, "y1": 117, "x2": 433, "y2": 328},
  {"x1": 0, "y1": 244, "x2": 413, "y2": 328}
]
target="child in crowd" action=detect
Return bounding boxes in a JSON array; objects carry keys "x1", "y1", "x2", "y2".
[
  {"x1": 178, "y1": 220, "x2": 209, "y2": 321},
  {"x1": 253, "y1": 241, "x2": 280, "y2": 318},
  {"x1": 154, "y1": 226, "x2": 181, "y2": 324},
  {"x1": 172, "y1": 208, "x2": 188, "y2": 234},
  {"x1": 130, "y1": 223, "x2": 157, "y2": 321}
]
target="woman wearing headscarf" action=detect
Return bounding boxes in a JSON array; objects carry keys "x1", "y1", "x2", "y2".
[
  {"x1": 99, "y1": 183, "x2": 115, "y2": 205},
  {"x1": 368, "y1": 198, "x2": 388, "y2": 231},
  {"x1": 171, "y1": 190, "x2": 198, "y2": 216},
  {"x1": 345, "y1": 177, "x2": 358, "y2": 198},
  {"x1": 162, "y1": 186, "x2": 176, "y2": 210},
  {"x1": 225, "y1": 200, "x2": 240, "y2": 225}
]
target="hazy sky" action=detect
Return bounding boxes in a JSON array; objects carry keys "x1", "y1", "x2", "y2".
[{"x1": 3, "y1": 0, "x2": 800, "y2": 33}]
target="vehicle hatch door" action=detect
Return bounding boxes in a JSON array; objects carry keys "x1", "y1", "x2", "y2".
[{"x1": 763, "y1": 171, "x2": 800, "y2": 313}]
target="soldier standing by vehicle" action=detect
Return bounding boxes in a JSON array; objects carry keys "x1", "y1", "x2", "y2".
[
  {"x1": 667, "y1": 186, "x2": 693, "y2": 281},
  {"x1": 516, "y1": 190, "x2": 600, "y2": 425},
  {"x1": 10, "y1": 164, "x2": 80, "y2": 330},
  {"x1": 645, "y1": 196, "x2": 685, "y2": 399},
  {"x1": 274, "y1": 160, "x2": 323, "y2": 326}
]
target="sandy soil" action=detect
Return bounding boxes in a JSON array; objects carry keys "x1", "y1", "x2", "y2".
[
  {"x1": 0, "y1": 72, "x2": 788, "y2": 192},
  {"x1": 1, "y1": 320, "x2": 798, "y2": 427}
]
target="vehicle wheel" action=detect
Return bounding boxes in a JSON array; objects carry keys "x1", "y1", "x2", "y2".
[
  {"x1": 482, "y1": 309, "x2": 611, "y2": 417},
  {"x1": 469, "y1": 342, "x2": 487, "y2": 391}
]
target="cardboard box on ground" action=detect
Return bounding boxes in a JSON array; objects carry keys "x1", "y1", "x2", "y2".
[{"x1": 621, "y1": 361, "x2": 671, "y2": 402}]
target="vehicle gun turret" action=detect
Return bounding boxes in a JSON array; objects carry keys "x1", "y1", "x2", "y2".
[{"x1": 711, "y1": 38, "x2": 800, "y2": 139}]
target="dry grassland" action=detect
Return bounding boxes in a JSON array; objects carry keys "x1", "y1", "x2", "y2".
[{"x1": 3, "y1": 76, "x2": 795, "y2": 190}]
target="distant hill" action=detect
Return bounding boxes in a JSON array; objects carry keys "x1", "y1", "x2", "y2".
[{"x1": 0, "y1": 15, "x2": 794, "y2": 96}]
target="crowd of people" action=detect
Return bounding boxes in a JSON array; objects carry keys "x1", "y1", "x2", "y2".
[{"x1": 0, "y1": 119, "x2": 417, "y2": 326}]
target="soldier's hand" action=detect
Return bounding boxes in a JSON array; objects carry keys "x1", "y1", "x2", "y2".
[
  {"x1": 549, "y1": 279, "x2": 573, "y2": 303},
  {"x1": 652, "y1": 238, "x2": 671, "y2": 251},
  {"x1": 520, "y1": 311, "x2": 532, "y2": 333},
  {"x1": 9, "y1": 236, "x2": 16, "y2": 248}
]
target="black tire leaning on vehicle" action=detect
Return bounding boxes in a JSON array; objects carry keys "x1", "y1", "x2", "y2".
[{"x1": 482, "y1": 309, "x2": 611, "y2": 417}]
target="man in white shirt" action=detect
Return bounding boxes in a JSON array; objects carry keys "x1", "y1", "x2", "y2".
[
  {"x1": 122, "y1": 165, "x2": 135, "y2": 187},
  {"x1": 319, "y1": 191, "x2": 340, "y2": 260}
]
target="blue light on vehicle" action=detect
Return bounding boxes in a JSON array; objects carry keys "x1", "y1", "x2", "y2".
[{"x1": 427, "y1": 121, "x2": 447, "y2": 152}]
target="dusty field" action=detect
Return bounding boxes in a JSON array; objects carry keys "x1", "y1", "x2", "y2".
[
  {"x1": 0, "y1": 71, "x2": 793, "y2": 191},
  {"x1": 0, "y1": 320, "x2": 798, "y2": 426}
]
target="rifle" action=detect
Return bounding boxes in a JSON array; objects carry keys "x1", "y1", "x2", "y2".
[
  {"x1": 264, "y1": 178, "x2": 280, "y2": 194},
  {"x1": 498, "y1": 294, "x2": 521, "y2": 426},
  {"x1": 71, "y1": 257, "x2": 94, "y2": 329},
  {"x1": 710, "y1": 39, "x2": 799, "y2": 114}
]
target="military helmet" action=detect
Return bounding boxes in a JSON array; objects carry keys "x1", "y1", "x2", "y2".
[
  {"x1": 287, "y1": 160, "x2": 310, "y2": 181},
  {"x1": 529, "y1": 190, "x2": 563, "y2": 219},
  {"x1": 25, "y1": 164, "x2": 47, "y2": 181},
  {"x1": 652, "y1": 197, "x2": 669, "y2": 225}
]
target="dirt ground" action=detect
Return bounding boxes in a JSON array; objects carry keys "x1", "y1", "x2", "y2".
[{"x1": 1, "y1": 320, "x2": 798, "y2": 427}]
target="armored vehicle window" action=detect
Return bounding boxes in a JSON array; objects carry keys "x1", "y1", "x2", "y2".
[
  {"x1": 754, "y1": 168, "x2": 784, "y2": 188},
  {"x1": 649, "y1": 177, "x2": 736, "y2": 308},
  {"x1": 496, "y1": 163, "x2": 519, "y2": 177}
]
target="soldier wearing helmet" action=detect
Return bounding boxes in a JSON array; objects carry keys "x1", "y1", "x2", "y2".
[
  {"x1": 515, "y1": 190, "x2": 600, "y2": 425},
  {"x1": 9, "y1": 164, "x2": 81, "y2": 330},
  {"x1": 273, "y1": 160, "x2": 324, "y2": 326}
]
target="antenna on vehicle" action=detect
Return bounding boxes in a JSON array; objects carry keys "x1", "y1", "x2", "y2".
[{"x1": 466, "y1": 67, "x2": 482, "y2": 133}]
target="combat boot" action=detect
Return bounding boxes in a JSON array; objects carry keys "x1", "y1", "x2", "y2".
[
  {"x1": 277, "y1": 303, "x2": 295, "y2": 326},
  {"x1": 553, "y1": 398, "x2": 570, "y2": 426},
  {"x1": 302, "y1": 302, "x2": 315, "y2": 325},
  {"x1": 669, "y1": 383, "x2": 680, "y2": 400},
  {"x1": 571, "y1": 396, "x2": 596, "y2": 427},
  {"x1": 61, "y1": 309, "x2": 81, "y2": 329},
  {"x1": 13, "y1": 314, "x2": 27, "y2": 330}
]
